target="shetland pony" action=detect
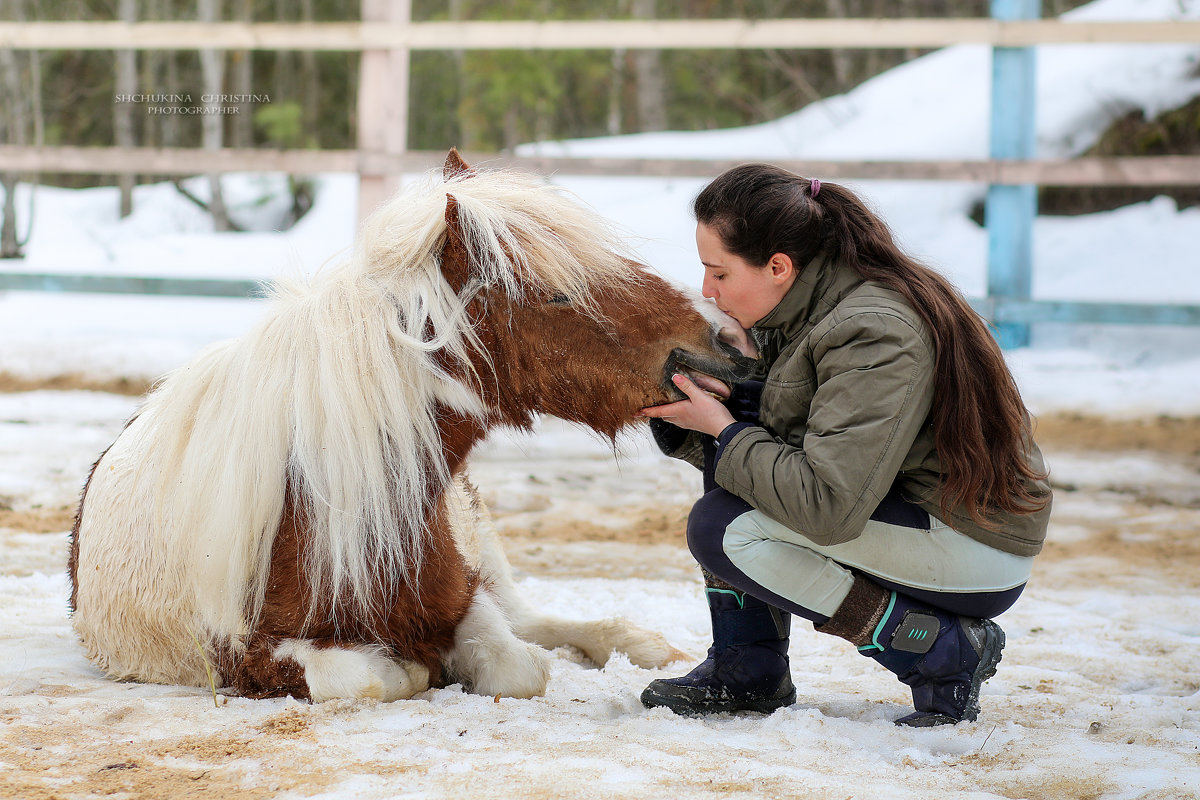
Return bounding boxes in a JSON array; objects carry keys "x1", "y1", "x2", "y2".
[{"x1": 68, "y1": 150, "x2": 751, "y2": 702}]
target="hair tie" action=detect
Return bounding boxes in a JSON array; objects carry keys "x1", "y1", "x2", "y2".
[{"x1": 809, "y1": 178, "x2": 821, "y2": 198}]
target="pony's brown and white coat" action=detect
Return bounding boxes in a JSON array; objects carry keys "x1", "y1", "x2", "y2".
[{"x1": 70, "y1": 153, "x2": 748, "y2": 700}]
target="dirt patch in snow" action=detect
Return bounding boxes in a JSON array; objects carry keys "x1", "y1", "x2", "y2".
[
  {"x1": 1037, "y1": 501, "x2": 1200, "y2": 590},
  {"x1": 0, "y1": 371, "x2": 152, "y2": 397},
  {"x1": 0, "y1": 506, "x2": 76, "y2": 535},
  {"x1": 1034, "y1": 412, "x2": 1200, "y2": 457},
  {"x1": 0, "y1": 706, "x2": 333, "y2": 800},
  {"x1": 497, "y1": 505, "x2": 691, "y2": 546}
]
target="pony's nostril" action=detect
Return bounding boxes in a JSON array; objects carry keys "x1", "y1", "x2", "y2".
[{"x1": 715, "y1": 324, "x2": 758, "y2": 360}]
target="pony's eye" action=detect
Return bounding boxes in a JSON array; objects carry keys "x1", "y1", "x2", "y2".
[{"x1": 547, "y1": 292, "x2": 571, "y2": 306}]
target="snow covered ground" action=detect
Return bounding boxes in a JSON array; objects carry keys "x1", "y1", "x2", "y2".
[
  {"x1": 2, "y1": 0, "x2": 1200, "y2": 797},
  {"x1": 2, "y1": 402, "x2": 1199, "y2": 800}
]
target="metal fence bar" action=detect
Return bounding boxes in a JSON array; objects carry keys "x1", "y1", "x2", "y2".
[
  {"x1": 986, "y1": 0, "x2": 1041, "y2": 349},
  {"x1": 0, "y1": 272, "x2": 266, "y2": 297},
  {"x1": 973, "y1": 298, "x2": 1200, "y2": 326}
]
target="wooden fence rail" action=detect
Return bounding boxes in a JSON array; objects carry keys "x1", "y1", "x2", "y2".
[
  {"x1": 3, "y1": 19, "x2": 1200, "y2": 51},
  {"x1": 3, "y1": 146, "x2": 1200, "y2": 185}
]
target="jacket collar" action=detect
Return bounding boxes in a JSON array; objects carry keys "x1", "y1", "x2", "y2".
[{"x1": 752, "y1": 250, "x2": 863, "y2": 342}]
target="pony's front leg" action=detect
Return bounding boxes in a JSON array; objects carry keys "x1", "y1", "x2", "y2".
[
  {"x1": 227, "y1": 634, "x2": 430, "y2": 702},
  {"x1": 484, "y1": 546, "x2": 688, "y2": 668},
  {"x1": 440, "y1": 585, "x2": 551, "y2": 699},
  {"x1": 512, "y1": 615, "x2": 689, "y2": 670},
  {"x1": 449, "y1": 476, "x2": 687, "y2": 670}
]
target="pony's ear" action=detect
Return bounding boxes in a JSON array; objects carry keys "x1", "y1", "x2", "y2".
[
  {"x1": 441, "y1": 193, "x2": 471, "y2": 292},
  {"x1": 443, "y1": 148, "x2": 476, "y2": 180}
]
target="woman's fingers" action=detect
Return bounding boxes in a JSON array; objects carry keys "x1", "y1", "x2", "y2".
[
  {"x1": 670, "y1": 372, "x2": 701, "y2": 397},
  {"x1": 640, "y1": 374, "x2": 736, "y2": 437},
  {"x1": 639, "y1": 399, "x2": 689, "y2": 419},
  {"x1": 640, "y1": 374, "x2": 700, "y2": 418}
]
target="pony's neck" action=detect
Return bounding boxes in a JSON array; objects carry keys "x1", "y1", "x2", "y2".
[{"x1": 435, "y1": 405, "x2": 490, "y2": 478}]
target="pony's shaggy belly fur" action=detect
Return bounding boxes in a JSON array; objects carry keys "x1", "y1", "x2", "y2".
[{"x1": 73, "y1": 416, "x2": 215, "y2": 687}]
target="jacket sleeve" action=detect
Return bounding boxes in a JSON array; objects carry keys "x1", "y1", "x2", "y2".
[
  {"x1": 712, "y1": 309, "x2": 935, "y2": 546},
  {"x1": 648, "y1": 419, "x2": 707, "y2": 470}
]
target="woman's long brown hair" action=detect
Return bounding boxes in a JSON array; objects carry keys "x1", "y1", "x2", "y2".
[{"x1": 694, "y1": 164, "x2": 1048, "y2": 526}]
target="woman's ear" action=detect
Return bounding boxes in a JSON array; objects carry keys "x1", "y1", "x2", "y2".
[{"x1": 767, "y1": 252, "x2": 794, "y2": 284}]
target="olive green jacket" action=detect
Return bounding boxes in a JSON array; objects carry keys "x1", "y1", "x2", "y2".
[{"x1": 707, "y1": 252, "x2": 1052, "y2": 557}]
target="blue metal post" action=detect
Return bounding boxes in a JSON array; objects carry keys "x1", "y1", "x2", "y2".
[{"x1": 986, "y1": 0, "x2": 1040, "y2": 349}]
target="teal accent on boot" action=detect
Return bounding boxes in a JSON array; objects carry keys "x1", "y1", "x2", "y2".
[
  {"x1": 705, "y1": 587, "x2": 745, "y2": 608},
  {"x1": 857, "y1": 591, "x2": 898, "y2": 654}
]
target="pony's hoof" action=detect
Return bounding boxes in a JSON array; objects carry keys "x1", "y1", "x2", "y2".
[
  {"x1": 465, "y1": 640, "x2": 551, "y2": 699},
  {"x1": 626, "y1": 643, "x2": 691, "y2": 669},
  {"x1": 274, "y1": 639, "x2": 430, "y2": 702},
  {"x1": 605, "y1": 622, "x2": 691, "y2": 670},
  {"x1": 661, "y1": 646, "x2": 692, "y2": 666}
]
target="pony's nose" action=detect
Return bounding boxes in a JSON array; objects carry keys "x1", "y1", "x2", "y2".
[
  {"x1": 714, "y1": 321, "x2": 758, "y2": 360},
  {"x1": 663, "y1": 346, "x2": 755, "y2": 396},
  {"x1": 715, "y1": 337, "x2": 757, "y2": 373}
]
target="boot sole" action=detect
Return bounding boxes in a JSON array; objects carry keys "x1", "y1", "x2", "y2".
[{"x1": 641, "y1": 681, "x2": 797, "y2": 717}]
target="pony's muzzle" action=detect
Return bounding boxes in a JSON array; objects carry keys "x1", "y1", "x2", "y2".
[{"x1": 662, "y1": 345, "x2": 755, "y2": 402}]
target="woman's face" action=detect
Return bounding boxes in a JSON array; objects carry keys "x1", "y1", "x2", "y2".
[{"x1": 696, "y1": 223, "x2": 796, "y2": 329}]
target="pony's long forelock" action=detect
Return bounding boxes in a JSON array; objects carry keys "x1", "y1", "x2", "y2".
[{"x1": 141, "y1": 165, "x2": 646, "y2": 643}]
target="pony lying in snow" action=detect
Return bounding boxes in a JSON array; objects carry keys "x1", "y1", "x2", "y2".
[{"x1": 69, "y1": 150, "x2": 753, "y2": 702}]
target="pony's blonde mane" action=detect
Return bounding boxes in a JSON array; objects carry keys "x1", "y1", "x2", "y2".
[{"x1": 140, "y1": 167, "x2": 642, "y2": 642}]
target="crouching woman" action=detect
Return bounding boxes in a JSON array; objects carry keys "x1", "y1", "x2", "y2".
[{"x1": 641, "y1": 164, "x2": 1052, "y2": 726}]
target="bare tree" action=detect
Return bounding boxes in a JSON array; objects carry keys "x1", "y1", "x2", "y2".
[
  {"x1": 0, "y1": 0, "x2": 39, "y2": 258},
  {"x1": 608, "y1": 47, "x2": 626, "y2": 136},
  {"x1": 826, "y1": 0, "x2": 855, "y2": 90},
  {"x1": 605, "y1": 0, "x2": 629, "y2": 136},
  {"x1": 115, "y1": 0, "x2": 137, "y2": 217},
  {"x1": 142, "y1": 0, "x2": 182, "y2": 149},
  {"x1": 229, "y1": 0, "x2": 255, "y2": 149},
  {"x1": 198, "y1": 0, "x2": 232, "y2": 231},
  {"x1": 300, "y1": 0, "x2": 319, "y2": 141},
  {"x1": 272, "y1": 0, "x2": 295, "y2": 123},
  {"x1": 631, "y1": 0, "x2": 666, "y2": 132},
  {"x1": 449, "y1": 0, "x2": 474, "y2": 149}
]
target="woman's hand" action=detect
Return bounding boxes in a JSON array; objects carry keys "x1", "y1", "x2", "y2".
[{"x1": 639, "y1": 374, "x2": 736, "y2": 438}]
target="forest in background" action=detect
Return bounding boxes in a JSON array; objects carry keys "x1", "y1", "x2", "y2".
[{"x1": 3, "y1": 1, "x2": 1093, "y2": 172}]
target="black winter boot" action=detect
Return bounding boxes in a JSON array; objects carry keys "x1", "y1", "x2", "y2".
[
  {"x1": 641, "y1": 588, "x2": 795, "y2": 715},
  {"x1": 816, "y1": 576, "x2": 1005, "y2": 727}
]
